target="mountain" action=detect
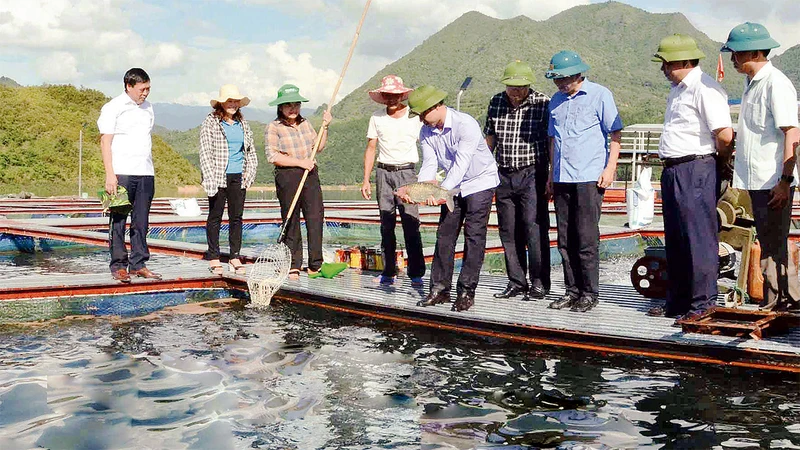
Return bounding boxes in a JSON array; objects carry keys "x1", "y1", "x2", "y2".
[
  {"x1": 153, "y1": 103, "x2": 315, "y2": 131},
  {"x1": 0, "y1": 76, "x2": 20, "y2": 88},
  {"x1": 0, "y1": 85, "x2": 200, "y2": 196},
  {"x1": 149, "y1": 2, "x2": 800, "y2": 187},
  {"x1": 332, "y1": 2, "x2": 743, "y2": 124},
  {"x1": 773, "y1": 44, "x2": 800, "y2": 89}
]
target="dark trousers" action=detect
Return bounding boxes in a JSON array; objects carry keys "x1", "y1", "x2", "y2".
[
  {"x1": 375, "y1": 167, "x2": 425, "y2": 278},
  {"x1": 275, "y1": 167, "x2": 324, "y2": 271},
  {"x1": 496, "y1": 165, "x2": 544, "y2": 290},
  {"x1": 431, "y1": 188, "x2": 495, "y2": 294},
  {"x1": 109, "y1": 175, "x2": 154, "y2": 272},
  {"x1": 750, "y1": 188, "x2": 800, "y2": 307},
  {"x1": 553, "y1": 182, "x2": 603, "y2": 299},
  {"x1": 206, "y1": 173, "x2": 246, "y2": 260},
  {"x1": 661, "y1": 157, "x2": 718, "y2": 315},
  {"x1": 535, "y1": 161, "x2": 552, "y2": 290}
]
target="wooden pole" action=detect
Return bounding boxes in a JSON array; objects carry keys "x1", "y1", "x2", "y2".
[{"x1": 277, "y1": 0, "x2": 373, "y2": 244}]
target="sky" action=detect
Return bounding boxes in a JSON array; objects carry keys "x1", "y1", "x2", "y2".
[{"x1": 1, "y1": 0, "x2": 798, "y2": 109}]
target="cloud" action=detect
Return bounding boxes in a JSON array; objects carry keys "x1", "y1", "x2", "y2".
[
  {"x1": 36, "y1": 52, "x2": 81, "y2": 82},
  {"x1": 0, "y1": 0, "x2": 185, "y2": 83},
  {"x1": 172, "y1": 41, "x2": 340, "y2": 107}
]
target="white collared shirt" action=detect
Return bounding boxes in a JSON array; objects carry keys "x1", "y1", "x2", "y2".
[
  {"x1": 659, "y1": 66, "x2": 731, "y2": 159},
  {"x1": 97, "y1": 92, "x2": 155, "y2": 176},
  {"x1": 733, "y1": 61, "x2": 799, "y2": 190}
]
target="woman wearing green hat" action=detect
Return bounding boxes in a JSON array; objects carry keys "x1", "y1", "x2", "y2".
[{"x1": 266, "y1": 84, "x2": 332, "y2": 279}]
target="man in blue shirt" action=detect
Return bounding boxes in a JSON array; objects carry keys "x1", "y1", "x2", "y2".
[
  {"x1": 398, "y1": 85, "x2": 500, "y2": 312},
  {"x1": 545, "y1": 51, "x2": 623, "y2": 313}
]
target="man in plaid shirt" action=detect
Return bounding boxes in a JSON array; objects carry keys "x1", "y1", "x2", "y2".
[{"x1": 485, "y1": 60, "x2": 551, "y2": 301}]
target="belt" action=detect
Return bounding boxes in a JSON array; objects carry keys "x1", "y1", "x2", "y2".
[
  {"x1": 498, "y1": 163, "x2": 535, "y2": 174},
  {"x1": 377, "y1": 162, "x2": 415, "y2": 172},
  {"x1": 662, "y1": 153, "x2": 714, "y2": 168}
]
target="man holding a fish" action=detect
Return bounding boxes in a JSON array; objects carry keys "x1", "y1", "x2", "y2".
[{"x1": 396, "y1": 85, "x2": 499, "y2": 312}]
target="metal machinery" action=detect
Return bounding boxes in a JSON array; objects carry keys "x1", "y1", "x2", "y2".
[{"x1": 631, "y1": 184, "x2": 755, "y2": 301}]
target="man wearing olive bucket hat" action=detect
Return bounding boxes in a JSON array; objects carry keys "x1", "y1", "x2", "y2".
[
  {"x1": 485, "y1": 60, "x2": 552, "y2": 303},
  {"x1": 647, "y1": 34, "x2": 734, "y2": 323},
  {"x1": 544, "y1": 51, "x2": 623, "y2": 313},
  {"x1": 722, "y1": 23, "x2": 800, "y2": 311},
  {"x1": 397, "y1": 85, "x2": 499, "y2": 312},
  {"x1": 266, "y1": 84, "x2": 332, "y2": 279},
  {"x1": 361, "y1": 75, "x2": 426, "y2": 287}
]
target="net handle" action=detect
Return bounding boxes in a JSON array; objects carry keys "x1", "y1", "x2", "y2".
[{"x1": 277, "y1": 0, "x2": 373, "y2": 244}]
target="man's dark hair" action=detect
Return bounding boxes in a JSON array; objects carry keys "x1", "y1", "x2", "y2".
[
  {"x1": 687, "y1": 59, "x2": 700, "y2": 67},
  {"x1": 124, "y1": 68, "x2": 150, "y2": 88}
]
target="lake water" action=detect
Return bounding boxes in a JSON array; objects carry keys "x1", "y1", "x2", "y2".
[{"x1": 0, "y1": 298, "x2": 798, "y2": 449}]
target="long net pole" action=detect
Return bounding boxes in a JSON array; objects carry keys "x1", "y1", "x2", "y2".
[{"x1": 277, "y1": 0, "x2": 373, "y2": 244}]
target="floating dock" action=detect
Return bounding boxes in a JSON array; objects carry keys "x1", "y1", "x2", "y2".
[{"x1": 1, "y1": 197, "x2": 798, "y2": 372}]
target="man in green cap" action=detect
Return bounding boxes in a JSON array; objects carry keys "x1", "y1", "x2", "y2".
[
  {"x1": 722, "y1": 22, "x2": 800, "y2": 311},
  {"x1": 484, "y1": 60, "x2": 551, "y2": 302},
  {"x1": 648, "y1": 34, "x2": 734, "y2": 323},
  {"x1": 544, "y1": 50, "x2": 623, "y2": 313},
  {"x1": 397, "y1": 85, "x2": 499, "y2": 312}
]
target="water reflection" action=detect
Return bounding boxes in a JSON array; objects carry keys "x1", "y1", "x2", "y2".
[{"x1": 0, "y1": 301, "x2": 798, "y2": 449}]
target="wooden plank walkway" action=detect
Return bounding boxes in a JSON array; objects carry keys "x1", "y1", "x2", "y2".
[{"x1": 248, "y1": 270, "x2": 800, "y2": 372}]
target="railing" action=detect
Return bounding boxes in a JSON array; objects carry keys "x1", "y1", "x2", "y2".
[{"x1": 618, "y1": 124, "x2": 662, "y2": 181}]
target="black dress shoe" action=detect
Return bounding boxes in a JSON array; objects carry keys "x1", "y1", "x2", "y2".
[
  {"x1": 548, "y1": 294, "x2": 577, "y2": 310},
  {"x1": 452, "y1": 291, "x2": 475, "y2": 312},
  {"x1": 570, "y1": 295, "x2": 598, "y2": 312},
  {"x1": 527, "y1": 285, "x2": 549, "y2": 300},
  {"x1": 417, "y1": 290, "x2": 450, "y2": 307},
  {"x1": 493, "y1": 285, "x2": 527, "y2": 299}
]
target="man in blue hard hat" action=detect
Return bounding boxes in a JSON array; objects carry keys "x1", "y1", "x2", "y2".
[
  {"x1": 722, "y1": 22, "x2": 800, "y2": 311},
  {"x1": 648, "y1": 34, "x2": 734, "y2": 323},
  {"x1": 485, "y1": 60, "x2": 551, "y2": 303},
  {"x1": 544, "y1": 51, "x2": 623, "y2": 313}
]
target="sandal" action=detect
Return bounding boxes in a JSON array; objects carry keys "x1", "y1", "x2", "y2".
[
  {"x1": 288, "y1": 269, "x2": 300, "y2": 280},
  {"x1": 208, "y1": 260, "x2": 224, "y2": 276},
  {"x1": 229, "y1": 259, "x2": 247, "y2": 276},
  {"x1": 307, "y1": 268, "x2": 322, "y2": 279}
]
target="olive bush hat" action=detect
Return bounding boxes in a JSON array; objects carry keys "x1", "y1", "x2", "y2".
[
  {"x1": 720, "y1": 22, "x2": 780, "y2": 52},
  {"x1": 651, "y1": 34, "x2": 706, "y2": 62},
  {"x1": 501, "y1": 60, "x2": 534, "y2": 86},
  {"x1": 268, "y1": 84, "x2": 309, "y2": 106},
  {"x1": 407, "y1": 85, "x2": 447, "y2": 117},
  {"x1": 545, "y1": 51, "x2": 590, "y2": 79}
]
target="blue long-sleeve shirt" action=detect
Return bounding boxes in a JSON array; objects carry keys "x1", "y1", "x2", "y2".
[
  {"x1": 417, "y1": 107, "x2": 499, "y2": 196},
  {"x1": 548, "y1": 79, "x2": 623, "y2": 183}
]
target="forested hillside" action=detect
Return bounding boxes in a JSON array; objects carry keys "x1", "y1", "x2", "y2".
[{"x1": 0, "y1": 84, "x2": 200, "y2": 196}]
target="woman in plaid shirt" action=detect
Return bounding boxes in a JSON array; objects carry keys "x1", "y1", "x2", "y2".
[
  {"x1": 266, "y1": 84, "x2": 332, "y2": 279},
  {"x1": 199, "y1": 85, "x2": 258, "y2": 275}
]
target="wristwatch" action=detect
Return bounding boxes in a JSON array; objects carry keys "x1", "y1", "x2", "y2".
[{"x1": 780, "y1": 174, "x2": 794, "y2": 183}]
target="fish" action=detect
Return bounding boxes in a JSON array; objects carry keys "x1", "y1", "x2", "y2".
[{"x1": 396, "y1": 182, "x2": 460, "y2": 212}]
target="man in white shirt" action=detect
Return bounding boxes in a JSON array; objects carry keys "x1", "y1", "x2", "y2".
[
  {"x1": 648, "y1": 34, "x2": 734, "y2": 323},
  {"x1": 361, "y1": 75, "x2": 425, "y2": 287},
  {"x1": 722, "y1": 23, "x2": 800, "y2": 311},
  {"x1": 97, "y1": 68, "x2": 161, "y2": 283}
]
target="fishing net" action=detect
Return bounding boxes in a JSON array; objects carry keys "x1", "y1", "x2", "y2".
[{"x1": 247, "y1": 244, "x2": 292, "y2": 307}]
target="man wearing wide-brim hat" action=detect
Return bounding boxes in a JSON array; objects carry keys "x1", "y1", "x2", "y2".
[
  {"x1": 647, "y1": 34, "x2": 734, "y2": 323},
  {"x1": 361, "y1": 75, "x2": 426, "y2": 287},
  {"x1": 544, "y1": 50, "x2": 623, "y2": 313},
  {"x1": 396, "y1": 85, "x2": 499, "y2": 312},
  {"x1": 722, "y1": 22, "x2": 800, "y2": 311},
  {"x1": 485, "y1": 60, "x2": 552, "y2": 303}
]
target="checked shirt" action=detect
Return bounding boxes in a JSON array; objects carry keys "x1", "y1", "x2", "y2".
[
  {"x1": 199, "y1": 113, "x2": 259, "y2": 197},
  {"x1": 484, "y1": 89, "x2": 550, "y2": 170}
]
